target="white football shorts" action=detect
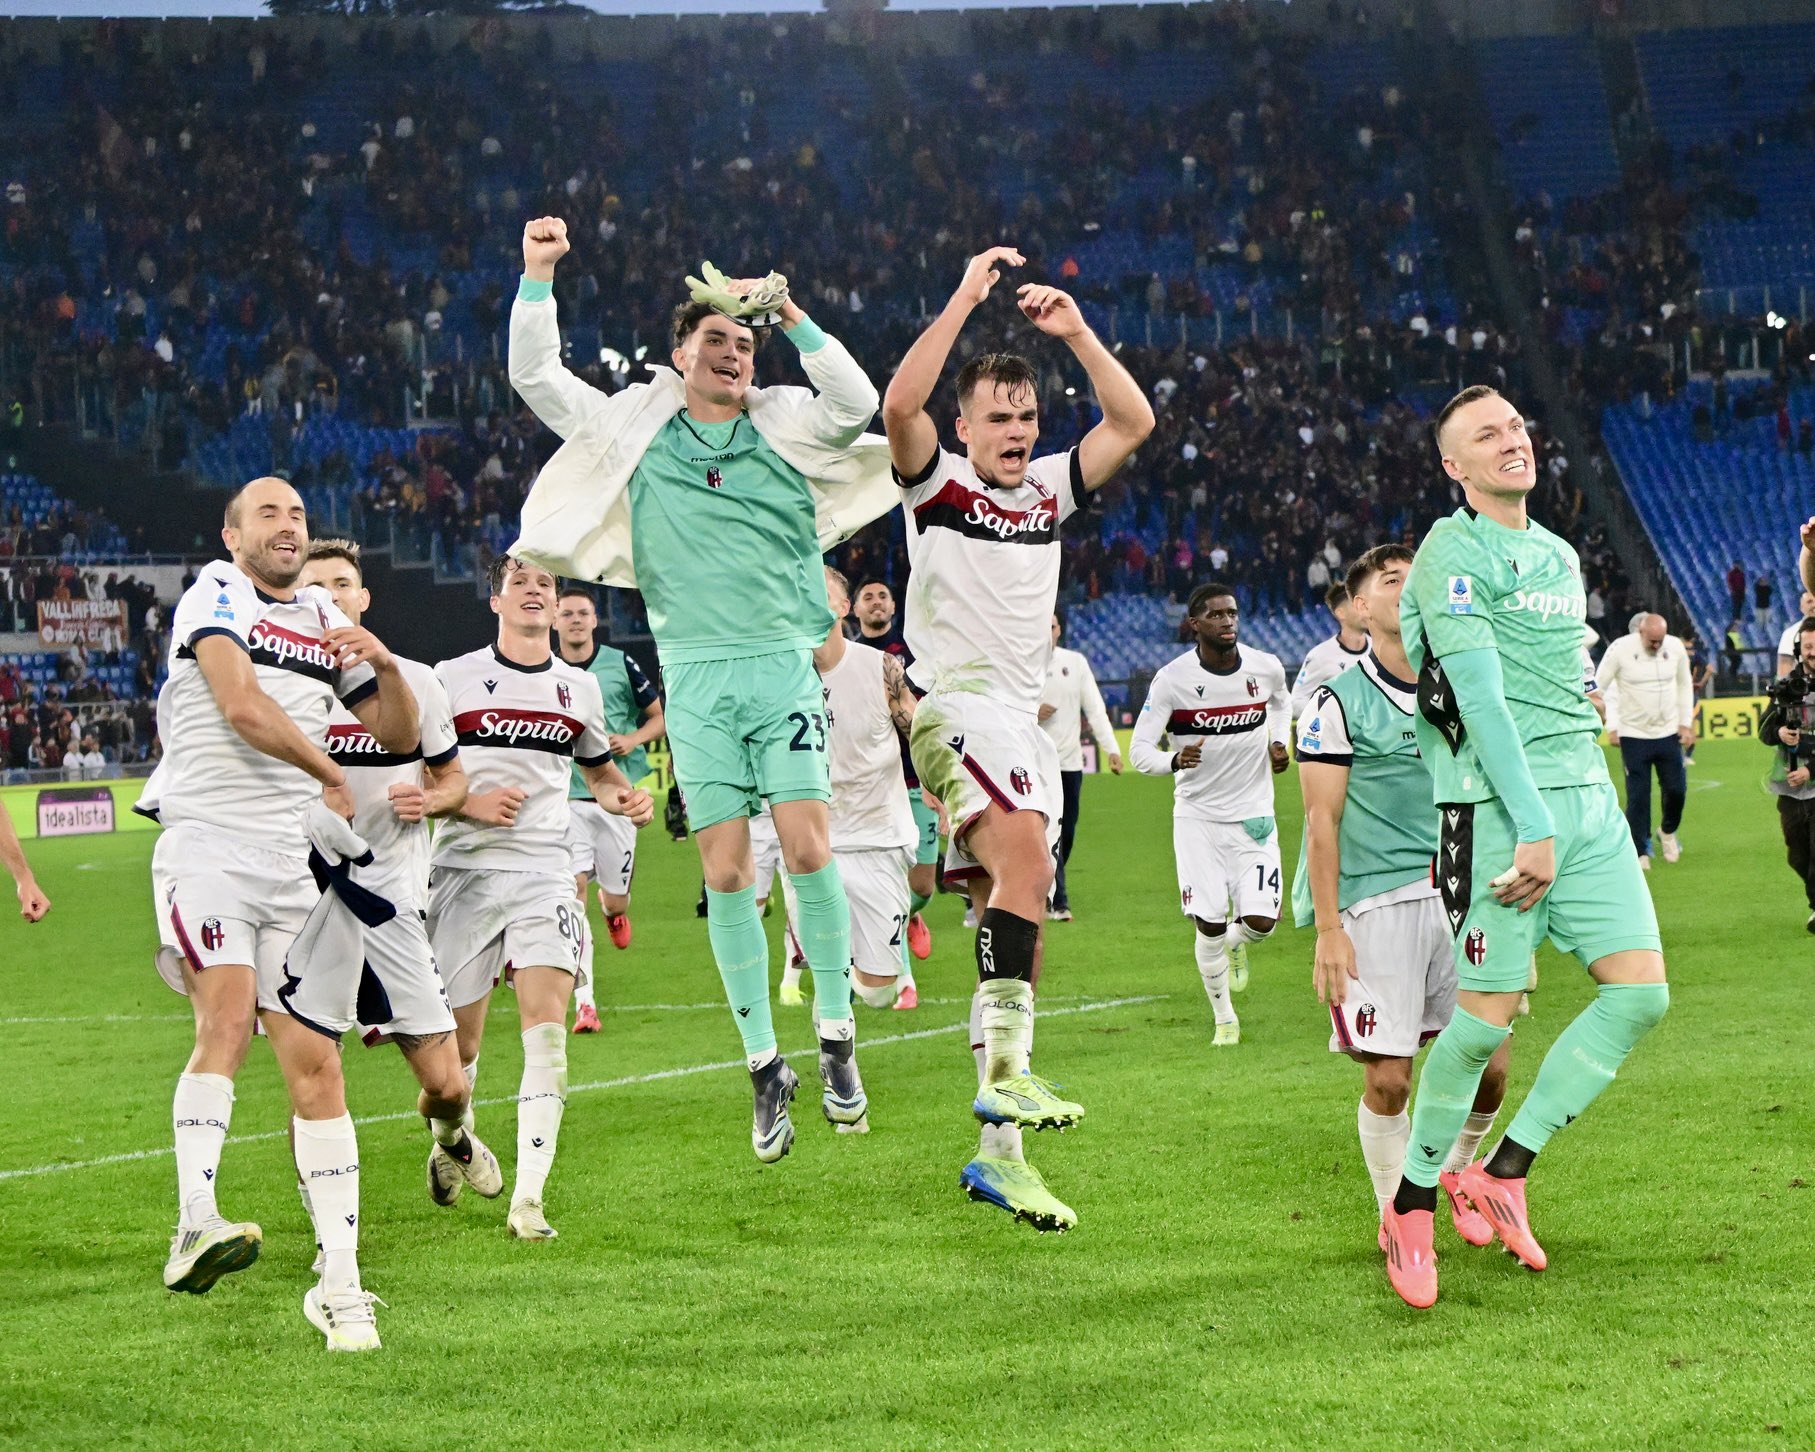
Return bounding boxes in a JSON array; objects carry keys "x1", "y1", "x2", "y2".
[
  {"x1": 839, "y1": 844, "x2": 914, "y2": 980},
  {"x1": 909, "y1": 689, "x2": 1060, "y2": 889},
  {"x1": 1173, "y1": 816, "x2": 1283, "y2": 924},
  {"x1": 566, "y1": 797, "x2": 637, "y2": 897},
  {"x1": 1326, "y1": 890, "x2": 1456, "y2": 1059},
  {"x1": 150, "y1": 824, "x2": 314, "y2": 1012},
  {"x1": 428, "y1": 865, "x2": 589, "y2": 1010},
  {"x1": 750, "y1": 809, "x2": 784, "y2": 902}
]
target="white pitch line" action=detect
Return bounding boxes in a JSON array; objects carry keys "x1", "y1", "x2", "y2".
[
  {"x1": 0, "y1": 994, "x2": 1167, "y2": 1184},
  {"x1": 0, "y1": 993, "x2": 1107, "y2": 1029}
]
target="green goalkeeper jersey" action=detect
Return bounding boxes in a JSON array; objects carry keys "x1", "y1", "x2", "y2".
[
  {"x1": 1295, "y1": 651, "x2": 1437, "y2": 912},
  {"x1": 1400, "y1": 506, "x2": 1609, "y2": 806},
  {"x1": 628, "y1": 411, "x2": 835, "y2": 665}
]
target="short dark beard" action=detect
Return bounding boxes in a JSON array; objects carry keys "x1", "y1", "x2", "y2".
[{"x1": 1196, "y1": 635, "x2": 1239, "y2": 669}]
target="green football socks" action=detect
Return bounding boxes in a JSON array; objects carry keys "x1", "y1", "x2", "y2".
[
  {"x1": 1502, "y1": 982, "x2": 1670, "y2": 1160},
  {"x1": 789, "y1": 862, "x2": 854, "y2": 1032},
  {"x1": 705, "y1": 885, "x2": 775, "y2": 1065},
  {"x1": 1401, "y1": 1007, "x2": 1511, "y2": 1190}
]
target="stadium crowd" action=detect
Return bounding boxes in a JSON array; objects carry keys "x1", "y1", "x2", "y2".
[{"x1": 3, "y1": 9, "x2": 1781, "y2": 687}]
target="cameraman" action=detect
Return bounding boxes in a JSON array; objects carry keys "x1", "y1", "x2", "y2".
[{"x1": 1760, "y1": 616, "x2": 1815, "y2": 931}]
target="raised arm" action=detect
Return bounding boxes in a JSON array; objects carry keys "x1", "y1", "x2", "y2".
[
  {"x1": 1016, "y1": 284, "x2": 1155, "y2": 490},
  {"x1": 881, "y1": 246, "x2": 1025, "y2": 478},
  {"x1": 508, "y1": 216, "x2": 612, "y2": 441}
]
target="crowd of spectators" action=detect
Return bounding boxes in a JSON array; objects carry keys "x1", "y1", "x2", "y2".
[
  {"x1": 0, "y1": 9, "x2": 1781, "y2": 671},
  {"x1": 0, "y1": 657, "x2": 158, "y2": 778}
]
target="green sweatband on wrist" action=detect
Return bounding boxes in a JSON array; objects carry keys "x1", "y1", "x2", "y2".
[
  {"x1": 784, "y1": 316, "x2": 827, "y2": 353},
  {"x1": 517, "y1": 277, "x2": 554, "y2": 303},
  {"x1": 1443, "y1": 646, "x2": 1556, "y2": 842}
]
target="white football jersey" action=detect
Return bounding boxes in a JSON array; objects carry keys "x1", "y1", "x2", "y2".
[
  {"x1": 430, "y1": 645, "x2": 612, "y2": 875},
  {"x1": 325, "y1": 655, "x2": 458, "y2": 901},
  {"x1": 1289, "y1": 633, "x2": 1368, "y2": 719},
  {"x1": 151, "y1": 560, "x2": 375, "y2": 852},
  {"x1": 899, "y1": 446, "x2": 1083, "y2": 712},
  {"x1": 821, "y1": 641, "x2": 915, "y2": 852},
  {"x1": 1131, "y1": 645, "x2": 1291, "y2": 822}
]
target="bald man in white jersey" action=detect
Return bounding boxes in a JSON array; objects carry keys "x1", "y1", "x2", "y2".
[{"x1": 145, "y1": 477, "x2": 417, "y2": 1351}]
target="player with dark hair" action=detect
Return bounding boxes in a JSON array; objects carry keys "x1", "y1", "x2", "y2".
[
  {"x1": 1298, "y1": 542, "x2": 1510, "y2": 1247},
  {"x1": 850, "y1": 574, "x2": 940, "y2": 989},
  {"x1": 506, "y1": 217, "x2": 896, "y2": 1163},
  {"x1": 552, "y1": 585, "x2": 664, "y2": 1033},
  {"x1": 297, "y1": 540, "x2": 503, "y2": 1225},
  {"x1": 1132, "y1": 582, "x2": 1291, "y2": 1044},
  {"x1": 1381, "y1": 386, "x2": 1669, "y2": 1308},
  {"x1": 1291, "y1": 580, "x2": 1370, "y2": 720},
  {"x1": 882, "y1": 245, "x2": 1154, "y2": 1231}
]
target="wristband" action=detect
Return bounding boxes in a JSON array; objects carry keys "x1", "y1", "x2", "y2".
[
  {"x1": 784, "y1": 315, "x2": 827, "y2": 353},
  {"x1": 517, "y1": 276, "x2": 553, "y2": 302}
]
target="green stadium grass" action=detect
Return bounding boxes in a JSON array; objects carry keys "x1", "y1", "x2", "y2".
[{"x1": 0, "y1": 739, "x2": 1809, "y2": 1449}]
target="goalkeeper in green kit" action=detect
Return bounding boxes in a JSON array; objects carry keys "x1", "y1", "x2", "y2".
[
  {"x1": 1381, "y1": 386, "x2": 1670, "y2": 1308},
  {"x1": 506, "y1": 217, "x2": 897, "y2": 1165}
]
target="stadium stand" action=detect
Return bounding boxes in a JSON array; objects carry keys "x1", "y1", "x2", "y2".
[{"x1": 5, "y1": 9, "x2": 1809, "y2": 701}]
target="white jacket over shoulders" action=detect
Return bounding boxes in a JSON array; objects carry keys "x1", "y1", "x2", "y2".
[{"x1": 506, "y1": 294, "x2": 898, "y2": 587}]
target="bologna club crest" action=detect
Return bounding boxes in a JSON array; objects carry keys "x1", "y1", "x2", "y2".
[
  {"x1": 1355, "y1": 1003, "x2": 1377, "y2": 1037},
  {"x1": 1181, "y1": 886, "x2": 1193, "y2": 908},
  {"x1": 200, "y1": 918, "x2": 226, "y2": 952},
  {"x1": 1464, "y1": 928, "x2": 1488, "y2": 966},
  {"x1": 556, "y1": 682, "x2": 572, "y2": 709},
  {"x1": 1245, "y1": 677, "x2": 1258, "y2": 698},
  {"x1": 706, "y1": 466, "x2": 724, "y2": 489},
  {"x1": 1009, "y1": 766, "x2": 1032, "y2": 796}
]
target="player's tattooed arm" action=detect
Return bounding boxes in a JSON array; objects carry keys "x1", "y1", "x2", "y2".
[
  {"x1": 883, "y1": 653, "x2": 917, "y2": 739},
  {"x1": 882, "y1": 246, "x2": 1025, "y2": 479}
]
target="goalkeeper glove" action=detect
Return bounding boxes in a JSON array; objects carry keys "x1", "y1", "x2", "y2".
[{"x1": 685, "y1": 261, "x2": 790, "y2": 327}]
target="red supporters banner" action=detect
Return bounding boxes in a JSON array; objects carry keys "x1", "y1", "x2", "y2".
[{"x1": 38, "y1": 599, "x2": 129, "y2": 651}]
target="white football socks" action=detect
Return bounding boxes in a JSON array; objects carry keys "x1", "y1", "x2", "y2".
[
  {"x1": 460, "y1": 1058, "x2": 478, "y2": 1135},
  {"x1": 1443, "y1": 1108, "x2": 1500, "y2": 1175},
  {"x1": 1357, "y1": 1100, "x2": 1410, "y2": 1215},
  {"x1": 172, "y1": 1072, "x2": 234, "y2": 1229},
  {"x1": 780, "y1": 962, "x2": 804, "y2": 993},
  {"x1": 972, "y1": 1042, "x2": 1025, "y2": 1163},
  {"x1": 1193, "y1": 934, "x2": 1237, "y2": 1023},
  {"x1": 293, "y1": 1114, "x2": 361, "y2": 1291},
  {"x1": 977, "y1": 978, "x2": 1033, "y2": 1084},
  {"x1": 514, "y1": 1023, "x2": 567, "y2": 1205},
  {"x1": 573, "y1": 913, "x2": 597, "y2": 1010}
]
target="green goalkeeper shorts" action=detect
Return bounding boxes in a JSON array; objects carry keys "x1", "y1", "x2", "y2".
[
  {"x1": 911, "y1": 792, "x2": 941, "y2": 868},
  {"x1": 662, "y1": 649, "x2": 831, "y2": 832},
  {"x1": 1437, "y1": 781, "x2": 1661, "y2": 992}
]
